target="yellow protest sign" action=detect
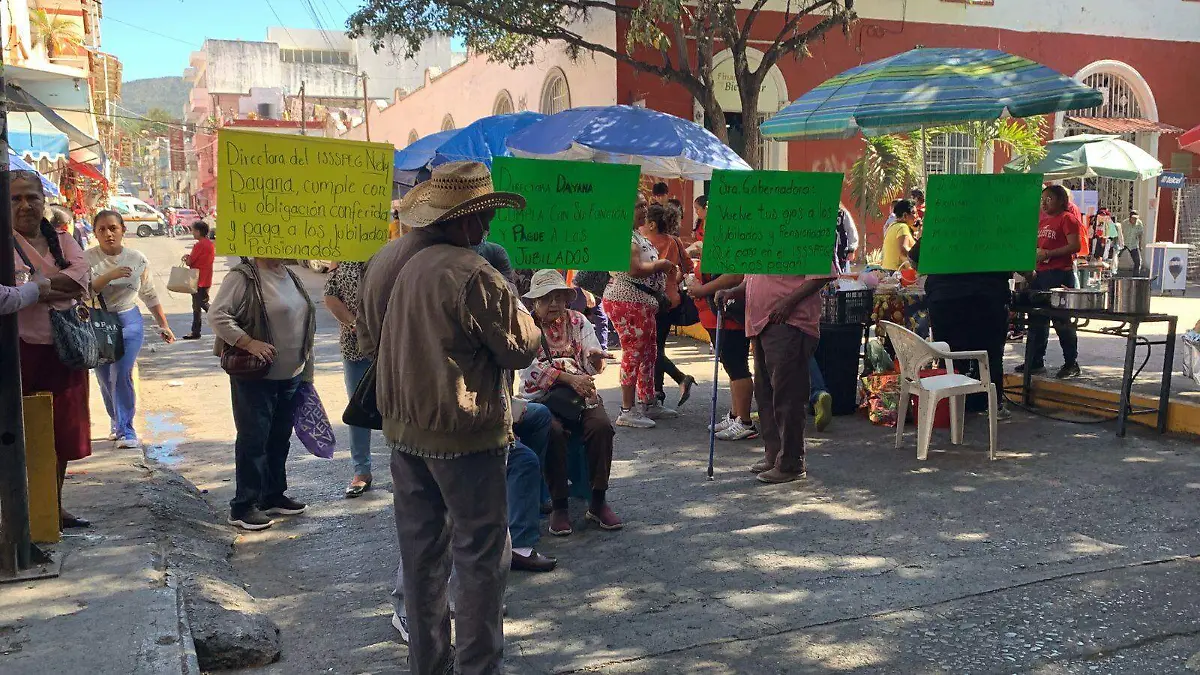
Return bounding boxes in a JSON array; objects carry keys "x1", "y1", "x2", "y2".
[{"x1": 216, "y1": 129, "x2": 393, "y2": 261}]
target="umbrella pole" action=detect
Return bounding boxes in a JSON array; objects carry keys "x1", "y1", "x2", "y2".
[
  {"x1": 707, "y1": 308, "x2": 723, "y2": 481},
  {"x1": 920, "y1": 125, "x2": 928, "y2": 184}
]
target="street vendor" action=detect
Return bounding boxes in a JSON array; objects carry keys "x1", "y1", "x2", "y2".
[
  {"x1": 1016, "y1": 185, "x2": 1082, "y2": 380},
  {"x1": 881, "y1": 199, "x2": 918, "y2": 272}
]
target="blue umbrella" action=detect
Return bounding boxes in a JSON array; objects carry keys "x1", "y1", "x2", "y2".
[
  {"x1": 432, "y1": 111, "x2": 545, "y2": 167},
  {"x1": 506, "y1": 105, "x2": 750, "y2": 180},
  {"x1": 761, "y1": 47, "x2": 1104, "y2": 141},
  {"x1": 8, "y1": 149, "x2": 62, "y2": 197}
]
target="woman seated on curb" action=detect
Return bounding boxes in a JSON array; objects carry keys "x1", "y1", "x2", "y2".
[{"x1": 518, "y1": 269, "x2": 621, "y2": 534}]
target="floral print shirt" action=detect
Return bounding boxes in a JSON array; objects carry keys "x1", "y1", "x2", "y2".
[
  {"x1": 518, "y1": 309, "x2": 602, "y2": 399},
  {"x1": 323, "y1": 261, "x2": 367, "y2": 362}
]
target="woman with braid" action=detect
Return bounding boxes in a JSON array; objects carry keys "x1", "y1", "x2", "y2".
[{"x1": 9, "y1": 171, "x2": 92, "y2": 529}]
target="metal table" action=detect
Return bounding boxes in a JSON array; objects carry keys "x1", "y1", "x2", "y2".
[{"x1": 1009, "y1": 306, "x2": 1178, "y2": 436}]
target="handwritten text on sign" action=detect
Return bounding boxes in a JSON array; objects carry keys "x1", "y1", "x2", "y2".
[
  {"x1": 703, "y1": 170, "x2": 845, "y2": 275},
  {"x1": 917, "y1": 173, "x2": 1043, "y2": 274},
  {"x1": 490, "y1": 157, "x2": 640, "y2": 272},
  {"x1": 216, "y1": 129, "x2": 393, "y2": 261}
]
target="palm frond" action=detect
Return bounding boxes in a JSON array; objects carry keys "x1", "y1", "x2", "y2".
[{"x1": 849, "y1": 135, "x2": 922, "y2": 218}]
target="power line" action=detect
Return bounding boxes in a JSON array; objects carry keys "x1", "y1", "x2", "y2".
[
  {"x1": 263, "y1": 0, "x2": 300, "y2": 47},
  {"x1": 104, "y1": 16, "x2": 201, "y2": 47}
]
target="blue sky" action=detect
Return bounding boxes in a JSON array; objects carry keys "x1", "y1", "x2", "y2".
[{"x1": 101, "y1": 0, "x2": 355, "y2": 81}]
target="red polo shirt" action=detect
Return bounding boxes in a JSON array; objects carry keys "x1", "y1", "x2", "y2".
[{"x1": 187, "y1": 237, "x2": 216, "y2": 288}]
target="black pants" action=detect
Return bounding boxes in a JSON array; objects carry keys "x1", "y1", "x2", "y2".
[
  {"x1": 654, "y1": 309, "x2": 686, "y2": 395},
  {"x1": 1027, "y1": 269, "x2": 1079, "y2": 368},
  {"x1": 928, "y1": 295, "x2": 1009, "y2": 412},
  {"x1": 191, "y1": 287, "x2": 210, "y2": 336},
  {"x1": 229, "y1": 375, "x2": 300, "y2": 514}
]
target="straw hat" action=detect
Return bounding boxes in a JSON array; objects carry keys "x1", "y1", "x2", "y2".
[
  {"x1": 523, "y1": 269, "x2": 577, "y2": 300},
  {"x1": 397, "y1": 161, "x2": 525, "y2": 228}
]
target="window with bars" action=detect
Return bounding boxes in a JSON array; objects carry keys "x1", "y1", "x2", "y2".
[
  {"x1": 540, "y1": 69, "x2": 571, "y2": 115},
  {"x1": 279, "y1": 49, "x2": 353, "y2": 66},
  {"x1": 441, "y1": 115, "x2": 456, "y2": 132},
  {"x1": 925, "y1": 131, "x2": 978, "y2": 175},
  {"x1": 407, "y1": 130, "x2": 419, "y2": 146},
  {"x1": 493, "y1": 91, "x2": 514, "y2": 116}
]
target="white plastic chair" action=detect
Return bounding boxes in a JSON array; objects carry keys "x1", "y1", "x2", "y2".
[{"x1": 880, "y1": 321, "x2": 997, "y2": 461}]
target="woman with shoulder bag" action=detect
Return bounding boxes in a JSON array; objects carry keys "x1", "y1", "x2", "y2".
[
  {"x1": 601, "y1": 193, "x2": 677, "y2": 429},
  {"x1": 519, "y1": 270, "x2": 621, "y2": 533},
  {"x1": 641, "y1": 203, "x2": 697, "y2": 409},
  {"x1": 9, "y1": 171, "x2": 92, "y2": 529},
  {"x1": 87, "y1": 210, "x2": 176, "y2": 450},
  {"x1": 210, "y1": 257, "x2": 316, "y2": 531}
]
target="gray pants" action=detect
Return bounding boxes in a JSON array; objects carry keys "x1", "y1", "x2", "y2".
[{"x1": 391, "y1": 447, "x2": 510, "y2": 675}]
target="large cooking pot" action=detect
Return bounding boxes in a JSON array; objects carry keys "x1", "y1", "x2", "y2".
[
  {"x1": 1051, "y1": 288, "x2": 1106, "y2": 311},
  {"x1": 1108, "y1": 276, "x2": 1152, "y2": 314}
]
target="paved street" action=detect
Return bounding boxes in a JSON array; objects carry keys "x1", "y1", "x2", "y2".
[{"x1": 92, "y1": 235, "x2": 1200, "y2": 673}]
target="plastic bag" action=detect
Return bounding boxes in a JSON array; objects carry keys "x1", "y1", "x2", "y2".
[
  {"x1": 865, "y1": 338, "x2": 895, "y2": 374},
  {"x1": 1182, "y1": 330, "x2": 1200, "y2": 387},
  {"x1": 859, "y1": 374, "x2": 900, "y2": 427}
]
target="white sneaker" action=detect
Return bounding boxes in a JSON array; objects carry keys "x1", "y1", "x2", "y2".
[
  {"x1": 709, "y1": 412, "x2": 736, "y2": 433},
  {"x1": 716, "y1": 419, "x2": 760, "y2": 441},
  {"x1": 645, "y1": 403, "x2": 678, "y2": 420},
  {"x1": 117, "y1": 437, "x2": 141, "y2": 449},
  {"x1": 106, "y1": 432, "x2": 119, "y2": 441},
  {"x1": 391, "y1": 613, "x2": 409, "y2": 643},
  {"x1": 615, "y1": 408, "x2": 656, "y2": 429}
]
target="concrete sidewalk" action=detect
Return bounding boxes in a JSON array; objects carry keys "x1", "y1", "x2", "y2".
[{"x1": 0, "y1": 441, "x2": 199, "y2": 675}]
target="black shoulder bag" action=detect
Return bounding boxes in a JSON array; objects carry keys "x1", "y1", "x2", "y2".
[{"x1": 535, "y1": 335, "x2": 586, "y2": 427}]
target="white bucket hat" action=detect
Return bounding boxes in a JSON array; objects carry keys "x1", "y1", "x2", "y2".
[
  {"x1": 397, "y1": 161, "x2": 525, "y2": 228},
  {"x1": 523, "y1": 269, "x2": 578, "y2": 300}
]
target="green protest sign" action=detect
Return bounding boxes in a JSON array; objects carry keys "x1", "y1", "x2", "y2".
[
  {"x1": 917, "y1": 173, "x2": 1043, "y2": 274},
  {"x1": 490, "y1": 157, "x2": 640, "y2": 272},
  {"x1": 703, "y1": 170, "x2": 844, "y2": 275}
]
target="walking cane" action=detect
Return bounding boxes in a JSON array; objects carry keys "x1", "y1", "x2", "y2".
[{"x1": 707, "y1": 305, "x2": 723, "y2": 481}]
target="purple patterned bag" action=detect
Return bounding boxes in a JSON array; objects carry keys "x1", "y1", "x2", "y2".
[{"x1": 293, "y1": 382, "x2": 336, "y2": 459}]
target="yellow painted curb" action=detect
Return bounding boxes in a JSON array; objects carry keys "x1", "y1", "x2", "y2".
[{"x1": 1003, "y1": 374, "x2": 1200, "y2": 437}]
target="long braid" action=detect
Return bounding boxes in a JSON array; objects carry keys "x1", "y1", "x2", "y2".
[{"x1": 39, "y1": 218, "x2": 69, "y2": 269}]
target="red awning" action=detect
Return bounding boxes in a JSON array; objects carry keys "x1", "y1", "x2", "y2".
[
  {"x1": 68, "y1": 158, "x2": 104, "y2": 181},
  {"x1": 1065, "y1": 116, "x2": 1183, "y2": 135},
  {"x1": 1181, "y1": 124, "x2": 1200, "y2": 155}
]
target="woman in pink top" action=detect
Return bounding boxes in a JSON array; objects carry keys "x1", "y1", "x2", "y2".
[{"x1": 10, "y1": 171, "x2": 92, "y2": 529}]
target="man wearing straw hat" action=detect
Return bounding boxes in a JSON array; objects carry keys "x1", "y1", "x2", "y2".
[{"x1": 357, "y1": 161, "x2": 541, "y2": 674}]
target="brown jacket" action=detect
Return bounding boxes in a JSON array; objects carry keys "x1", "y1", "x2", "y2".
[{"x1": 358, "y1": 235, "x2": 540, "y2": 456}]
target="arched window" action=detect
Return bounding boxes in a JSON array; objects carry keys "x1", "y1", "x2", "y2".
[
  {"x1": 539, "y1": 68, "x2": 570, "y2": 115},
  {"x1": 407, "y1": 130, "x2": 419, "y2": 146},
  {"x1": 441, "y1": 114, "x2": 456, "y2": 132},
  {"x1": 493, "y1": 90, "x2": 514, "y2": 116}
]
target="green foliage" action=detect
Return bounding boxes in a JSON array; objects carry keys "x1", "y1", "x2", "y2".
[
  {"x1": 849, "y1": 116, "x2": 1048, "y2": 216},
  {"x1": 118, "y1": 108, "x2": 179, "y2": 138},
  {"x1": 29, "y1": 9, "x2": 81, "y2": 57}
]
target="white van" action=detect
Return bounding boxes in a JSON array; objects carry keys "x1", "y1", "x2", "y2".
[{"x1": 109, "y1": 196, "x2": 169, "y2": 237}]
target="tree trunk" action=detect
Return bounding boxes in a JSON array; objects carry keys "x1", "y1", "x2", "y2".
[{"x1": 740, "y1": 86, "x2": 763, "y2": 170}]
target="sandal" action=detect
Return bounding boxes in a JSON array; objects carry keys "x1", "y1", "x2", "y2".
[{"x1": 344, "y1": 477, "x2": 373, "y2": 498}]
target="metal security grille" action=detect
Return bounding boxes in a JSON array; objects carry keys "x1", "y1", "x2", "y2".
[
  {"x1": 926, "y1": 131, "x2": 978, "y2": 175},
  {"x1": 1061, "y1": 73, "x2": 1149, "y2": 223},
  {"x1": 1178, "y1": 184, "x2": 1200, "y2": 280},
  {"x1": 540, "y1": 70, "x2": 571, "y2": 115}
]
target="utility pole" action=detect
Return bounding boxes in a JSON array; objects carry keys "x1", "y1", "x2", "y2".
[
  {"x1": 361, "y1": 72, "x2": 370, "y2": 142},
  {"x1": 0, "y1": 67, "x2": 34, "y2": 578},
  {"x1": 299, "y1": 81, "x2": 306, "y2": 136}
]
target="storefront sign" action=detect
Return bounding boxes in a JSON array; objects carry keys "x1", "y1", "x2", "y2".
[
  {"x1": 712, "y1": 54, "x2": 780, "y2": 113},
  {"x1": 216, "y1": 129, "x2": 393, "y2": 260},
  {"x1": 1159, "y1": 172, "x2": 1186, "y2": 189},
  {"x1": 917, "y1": 173, "x2": 1043, "y2": 274},
  {"x1": 702, "y1": 170, "x2": 844, "y2": 275},
  {"x1": 490, "y1": 156, "x2": 640, "y2": 272}
]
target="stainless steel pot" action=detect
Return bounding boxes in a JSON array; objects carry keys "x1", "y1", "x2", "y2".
[
  {"x1": 1051, "y1": 288, "x2": 1106, "y2": 311},
  {"x1": 1108, "y1": 276, "x2": 1152, "y2": 314}
]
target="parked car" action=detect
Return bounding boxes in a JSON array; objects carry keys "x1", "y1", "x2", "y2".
[
  {"x1": 111, "y1": 197, "x2": 169, "y2": 237},
  {"x1": 171, "y1": 208, "x2": 203, "y2": 235}
]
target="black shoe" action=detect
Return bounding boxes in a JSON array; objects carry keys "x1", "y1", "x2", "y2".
[
  {"x1": 1014, "y1": 363, "x2": 1046, "y2": 375},
  {"x1": 511, "y1": 549, "x2": 557, "y2": 573},
  {"x1": 61, "y1": 515, "x2": 91, "y2": 529},
  {"x1": 228, "y1": 507, "x2": 274, "y2": 531},
  {"x1": 677, "y1": 375, "x2": 696, "y2": 407},
  {"x1": 1055, "y1": 362, "x2": 1081, "y2": 379},
  {"x1": 181, "y1": 334, "x2": 201, "y2": 340},
  {"x1": 261, "y1": 495, "x2": 307, "y2": 516}
]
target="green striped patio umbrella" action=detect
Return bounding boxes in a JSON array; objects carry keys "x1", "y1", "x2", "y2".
[
  {"x1": 761, "y1": 48, "x2": 1103, "y2": 141},
  {"x1": 1003, "y1": 134, "x2": 1163, "y2": 181}
]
